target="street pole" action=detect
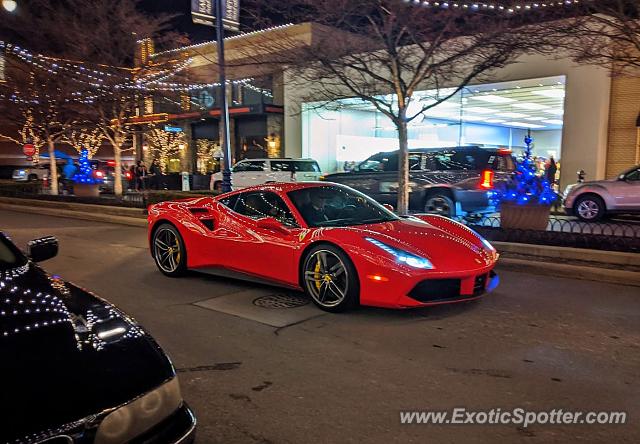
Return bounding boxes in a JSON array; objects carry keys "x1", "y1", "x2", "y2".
[{"x1": 215, "y1": 0, "x2": 233, "y2": 192}]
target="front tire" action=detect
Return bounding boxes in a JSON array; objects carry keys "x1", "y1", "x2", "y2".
[
  {"x1": 152, "y1": 224, "x2": 187, "y2": 277},
  {"x1": 574, "y1": 194, "x2": 605, "y2": 222},
  {"x1": 302, "y1": 244, "x2": 359, "y2": 313}
]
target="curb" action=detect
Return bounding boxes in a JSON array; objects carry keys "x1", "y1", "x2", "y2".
[
  {"x1": 493, "y1": 241, "x2": 640, "y2": 267},
  {"x1": 0, "y1": 203, "x2": 147, "y2": 228},
  {"x1": 0, "y1": 196, "x2": 146, "y2": 218},
  {"x1": 497, "y1": 258, "x2": 640, "y2": 287}
]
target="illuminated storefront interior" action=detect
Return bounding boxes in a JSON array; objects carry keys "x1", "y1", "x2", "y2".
[{"x1": 302, "y1": 76, "x2": 565, "y2": 174}]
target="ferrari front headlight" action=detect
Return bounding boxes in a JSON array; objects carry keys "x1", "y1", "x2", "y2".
[
  {"x1": 365, "y1": 237, "x2": 434, "y2": 269},
  {"x1": 95, "y1": 377, "x2": 183, "y2": 444}
]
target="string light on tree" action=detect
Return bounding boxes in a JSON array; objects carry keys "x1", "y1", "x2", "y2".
[
  {"x1": 146, "y1": 127, "x2": 187, "y2": 173},
  {"x1": 63, "y1": 128, "x2": 105, "y2": 159},
  {"x1": 404, "y1": 0, "x2": 585, "y2": 12},
  {"x1": 2, "y1": 0, "x2": 17, "y2": 12}
]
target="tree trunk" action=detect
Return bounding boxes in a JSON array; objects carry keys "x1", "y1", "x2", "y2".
[
  {"x1": 396, "y1": 119, "x2": 409, "y2": 215},
  {"x1": 47, "y1": 138, "x2": 59, "y2": 196},
  {"x1": 113, "y1": 140, "x2": 123, "y2": 196}
]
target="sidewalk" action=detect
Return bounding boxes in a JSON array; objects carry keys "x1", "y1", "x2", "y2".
[
  {"x1": 0, "y1": 197, "x2": 146, "y2": 227},
  {"x1": 1, "y1": 196, "x2": 638, "y2": 286}
]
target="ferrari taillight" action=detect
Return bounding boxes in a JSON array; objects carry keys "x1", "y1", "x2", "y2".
[{"x1": 479, "y1": 169, "x2": 494, "y2": 189}]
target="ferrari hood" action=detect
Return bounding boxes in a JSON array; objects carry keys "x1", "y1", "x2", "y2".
[
  {"x1": 0, "y1": 263, "x2": 174, "y2": 442},
  {"x1": 352, "y1": 217, "x2": 495, "y2": 271}
]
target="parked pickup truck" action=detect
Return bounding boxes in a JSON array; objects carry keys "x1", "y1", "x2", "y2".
[{"x1": 12, "y1": 165, "x2": 49, "y2": 182}]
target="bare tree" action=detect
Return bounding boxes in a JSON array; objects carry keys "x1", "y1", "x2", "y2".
[
  {"x1": 1, "y1": 0, "x2": 189, "y2": 196},
  {"x1": 243, "y1": 0, "x2": 555, "y2": 213},
  {"x1": 0, "y1": 110, "x2": 46, "y2": 162},
  {"x1": 0, "y1": 62, "x2": 78, "y2": 194},
  {"x1": 550, "y1": 0, "x2": 640, "y2": 74}
]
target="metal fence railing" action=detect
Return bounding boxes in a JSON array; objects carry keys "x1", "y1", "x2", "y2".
[{"x1": 465, "y1": 215, "x2": 640, "y2": 253}]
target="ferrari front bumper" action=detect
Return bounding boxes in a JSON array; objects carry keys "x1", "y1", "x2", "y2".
[{"x1": 359, "y1": 263, "x2": 499, "y2": 309}]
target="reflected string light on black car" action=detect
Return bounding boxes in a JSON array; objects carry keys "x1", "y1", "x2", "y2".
[{"x1": 1, "y1": 268, "x2": 74, "y2": 339}]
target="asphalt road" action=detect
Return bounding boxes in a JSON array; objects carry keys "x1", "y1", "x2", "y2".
[{"x1": 2, "y1": 209, "x2": 639, "y2": 444}]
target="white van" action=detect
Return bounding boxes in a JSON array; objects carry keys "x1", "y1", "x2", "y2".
[{"x1": 210, "y1": 158, "x2": 322, "y2": 191}]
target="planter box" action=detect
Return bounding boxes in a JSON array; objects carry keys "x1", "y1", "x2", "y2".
[
  {"x1": 500, "y1": 202, "x2": 551, "y2": 231},
  {"x1": 74, "y1": 183, "x2": 100, "y2": 198}
]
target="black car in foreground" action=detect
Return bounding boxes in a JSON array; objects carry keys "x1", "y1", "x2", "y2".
[
  {"x1": 323, "y1": 146, "x2": 515, "y2": 217},
  {"x1": 0, "y1": 233, "x2": 195, "y2": 444}
]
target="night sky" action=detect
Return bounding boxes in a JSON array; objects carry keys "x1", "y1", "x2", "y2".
[
  {"x1": 140, "y1": 0, "x2": 210, "y2": 42},
  {"x1": 139, "y1": 0, "x2": 248, "y2": 43}
]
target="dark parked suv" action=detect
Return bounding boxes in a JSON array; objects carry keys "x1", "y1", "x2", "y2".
[{"x1": 322, "y1": 146, "x2": 515, "y2": 217}]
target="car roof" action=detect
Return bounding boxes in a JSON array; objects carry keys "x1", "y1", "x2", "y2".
[
  {"x1": 372, "y1": 145, "x2": 511, "y2": 154},
  {"x1": 216, "y1": 181, "x2": 333, "y2": 197},
  {"x1": 237, "y1": 158, "x2": 318, "y2": 162}
]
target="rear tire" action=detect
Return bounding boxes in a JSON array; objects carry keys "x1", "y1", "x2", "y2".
[
  {"x1": 152, "y1": 224, "x2": 187, "y2": 277},
  {"x1": 301, "y1": 244, "x2": 359, "y2": 313},
  {"x1": 424, "y1": 192, "x2": 455, "y2": 218},
  {"x1": 574, "y1": 194, "x2": 605, "y2": 222}
]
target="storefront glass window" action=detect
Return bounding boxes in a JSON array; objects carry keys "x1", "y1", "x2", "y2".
[{"x1": 302, "y1": 76, "x2": 565, "y2": 179}]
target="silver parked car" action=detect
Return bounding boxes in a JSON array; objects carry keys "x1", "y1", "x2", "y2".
[{"x1": 564, "y1": 165, "x2": 640, "y2": 221}]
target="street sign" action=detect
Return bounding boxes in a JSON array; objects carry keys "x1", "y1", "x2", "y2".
[
  {"x1": 164, "y1": 125, "x2": 184, "y2": 133},
  {"x1": 191, "y1": 0, "x2": 240, "y2": 31},
  {"x1": 23, "y1": 143, "x2": 36, "y2": 157}
]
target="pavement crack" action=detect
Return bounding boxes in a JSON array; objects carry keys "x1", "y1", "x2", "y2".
[
  {"x1": 447, "y1": 367, "x2": 513, "y2": 379},
  {"x1": 229, "y1": 393, "x2": 252, "y2": 402},
  {"x1": 252, "y1": 381, "x2": 273, "y2": 392},
  {"x1": 273, "y1": 313, "x2": 327, "y2": 335},
  {"x1": 176, "y1": 362, "x2": 242, "y2": 373}
]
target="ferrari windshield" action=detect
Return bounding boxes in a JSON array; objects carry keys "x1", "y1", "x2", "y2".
[
  {"x1": 288, "y1": 185, "x2": 399, "y2": 227},
  {"x1": 0, "y1": 234, "x2": 27, "y2": 271}
]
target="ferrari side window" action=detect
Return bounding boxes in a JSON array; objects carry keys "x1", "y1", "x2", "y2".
[
  {"x1": 219, "y1": 194, "x2": 239, "y2": 210},
  {"x1": 235, "y1": 191, "x2": 298, "y2": 227}
]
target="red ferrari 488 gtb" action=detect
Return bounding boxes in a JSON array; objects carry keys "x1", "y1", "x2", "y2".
[{"x1": 148, "y1": 183, "x2": 499, "y2": 312}]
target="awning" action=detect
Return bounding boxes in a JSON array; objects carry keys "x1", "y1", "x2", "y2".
[{"x1": 40, "y1": 150, "x2": 74, "y2": 160}]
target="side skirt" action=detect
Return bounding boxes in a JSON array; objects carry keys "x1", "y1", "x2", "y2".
[{"x1": 193, "y1": 266, "x2": 301, "y2": 291}]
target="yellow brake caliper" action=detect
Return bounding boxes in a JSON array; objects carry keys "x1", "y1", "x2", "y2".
[
  {"x1": 174, "y1": 239, "x2": 180, "y2": 263},
  {"x1": 314, "y1": 258, "x2": 322, "y2": 290}
]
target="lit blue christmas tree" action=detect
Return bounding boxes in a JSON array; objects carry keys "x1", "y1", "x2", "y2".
[
  {"x1": 500, "y1": 131, "x2": 557, "y2": 206},
  {"x1": 73, "y1": 149, "x2": 103, "y2": 184}
]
